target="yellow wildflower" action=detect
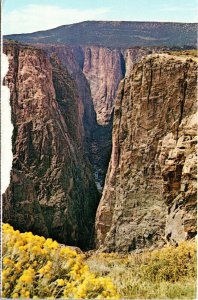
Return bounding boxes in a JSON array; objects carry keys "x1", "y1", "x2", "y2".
[
  {"x1": 12, "y1": 293, "x2": 19, "y2": 298},
  {"x1": 2, "y1": 223, "x2": 120, "y2": 299},
  {"x1": 3, "y1": 257, "x2": 12, "y2": 265},
  {"x1": 57, "y1": 278, "x2": 65, "y2": 286}
]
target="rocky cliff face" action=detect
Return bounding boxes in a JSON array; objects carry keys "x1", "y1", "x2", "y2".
[
  {"x1": 3, "y1": 42, "x2": 99, "y2": 249},
  {"x1": 3, "y1": 39, "x2": 197, "y2": 252},
  {"x1": 39, "y1": 44, "x2": 130, "y2": 190},
  {"x1": 82, "y1": 46, "x2": 125, "y2": 125},
  {"x1": 38, "y1": 44, "x2": 114, "y2": 190},
  {"x1": 60, "y1": 46, "x2": 163, "y2": 191},
  {"x1": 37, "y1": 44, "x2": 96, "y2": 146},
  {"x1": 161, "y1": 113, "x2": 197, "y2": 243},
  {"x1": 8, "y1": 43, "x2": 168, "y2": 192},
  {"x1": 124, "y1": 47, "x2": 158, "y2": 77},
  {"x1": 96, "y1": 54, "x2": 197, "y2": 252}
]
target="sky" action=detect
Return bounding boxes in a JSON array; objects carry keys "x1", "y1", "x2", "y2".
[{"x1": 2, "y1": 0, "x2": 198, "y2": 35}]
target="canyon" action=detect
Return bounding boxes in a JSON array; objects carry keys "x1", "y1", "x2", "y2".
[{"x1": 3, "y1": 21, "x2": 197, "y2": 252}]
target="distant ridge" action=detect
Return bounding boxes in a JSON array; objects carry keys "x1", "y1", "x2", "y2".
[{"x1": 4, "y1": 21, "x2": 197, "y2": 48}]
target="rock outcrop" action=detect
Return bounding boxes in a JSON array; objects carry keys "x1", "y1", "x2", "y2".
[
  {"x1": 36, "y1": 45, "x2": 97, "y2": 151},
  {"x1": 124, "y1": 47, "x2": 159, "y2": 77},
  {"x1": 96, "y1": 54, "x2": 197, "y2": 252},
  {"x1": 4, "y1": 41, "x2": 175, "y2": 193},
  {"x1": 3, "y1": 42, "x2": 99, "y2": 249},
  {"x1": 38, "y1": 44, "x2": 130, "y2": 190}
]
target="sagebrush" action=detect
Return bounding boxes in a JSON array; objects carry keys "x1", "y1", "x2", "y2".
[
  {"x1": 2, "y1": 223, "x2": 119, "y2": 299},
  {"x1": 86, "y1": 241, "x2": 197, "y2": 299}
]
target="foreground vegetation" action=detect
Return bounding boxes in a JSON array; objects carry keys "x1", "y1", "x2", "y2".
[
  {"x1": 2, "y1": 224, "x2": 119, "y2": 299},
  {"x1": 3, "y1": 223, "x2": 196, "y2": 299},
  {"x1": 86, "y1": 241, "x2": 197, "y2": 299}
]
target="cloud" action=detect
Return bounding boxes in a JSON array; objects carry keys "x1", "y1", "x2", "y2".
[{"x1": 3, "y1": 4, "x2": 110, "y2": 35}]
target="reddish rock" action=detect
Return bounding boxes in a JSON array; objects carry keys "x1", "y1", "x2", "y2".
[{"x1": 3, "y1": 41, "x2": 99, "y2": 249}]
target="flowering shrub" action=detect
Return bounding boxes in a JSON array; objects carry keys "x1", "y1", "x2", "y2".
[
  {"x1": 86, "y1": 241, "x2": 196, "y2": 299},
  {"x1": 2, "y1": 224, "x2": 119, "y2": 299},
  {"x1": 141, "y1": 241, "x2": 196, "y2": 282}
]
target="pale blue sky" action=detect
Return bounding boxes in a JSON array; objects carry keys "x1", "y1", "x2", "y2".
[{"x1": 2, "y1": 0, "x2": 198, "y2": 35}]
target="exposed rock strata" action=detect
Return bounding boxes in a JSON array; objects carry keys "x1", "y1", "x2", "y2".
[
  {"x1": 124, "y1": 48, "x2": 155, "y2": 77},
  {"x1": 81, "y1": 46, "x2": 165, "y2": 126},
  {"x1": 3, "y1": 39, "x2": 197, "y2": 252},
  {"x1": 38, "y1": 44, "x2": 97, "y2": 145},
  {"x1": 96, "y1": 54, "x2": 197, "y2": 252},
  {"x1": 3, "y1": 42, "x2": 99, "y2": 249}
]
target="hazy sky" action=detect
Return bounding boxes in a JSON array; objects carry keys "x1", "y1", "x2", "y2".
[{"x1": 2, "y1": 0, "x2": 198, "y2": 35}]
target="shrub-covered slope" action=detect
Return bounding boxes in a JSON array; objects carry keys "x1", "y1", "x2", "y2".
[
  {"x1": 2, "y1": 224, "x2": 119, "y2": 299},
  {"x1": 4, "y1": 21, "x2": 197, "y2": 48},
  {"x1": 86, "y1": 241, "x2": 197, "y2": 299}
]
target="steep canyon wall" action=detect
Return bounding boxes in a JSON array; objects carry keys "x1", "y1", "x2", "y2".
[
  {"x1": 96, "y1": 54, "x2": 197, "y2": 252},
  {"x1": 39, "y1": 45, "x2": 153, "y2": 190},
  {"x1": 3, "y1": 42, "x2": 99, "y2": 249}
]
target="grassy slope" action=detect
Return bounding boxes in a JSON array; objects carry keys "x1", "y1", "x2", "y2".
[{"x1": 86, "y1": 241, "x2": 197, "y2": 299}]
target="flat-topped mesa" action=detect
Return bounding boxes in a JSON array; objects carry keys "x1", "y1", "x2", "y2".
[
  {"x1": 5, "y1": 21, "x2": 197, "y2": 48},
  {"x1": 3, "y1": 41, "x2": 100, "y2": 250},
  {"x1": 95, "y1": 53, "x2": 197, "y2": 252}
]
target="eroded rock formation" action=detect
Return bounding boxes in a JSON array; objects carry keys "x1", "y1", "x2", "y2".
[
  {"x1": 3, "y1": 42, "x2": 99, "y2": 249},
  {"x1": 96, "y1": 54, "x2": 197, "y2": 252}
]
